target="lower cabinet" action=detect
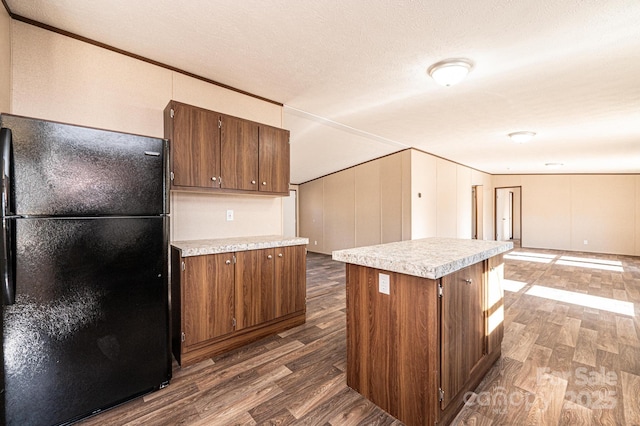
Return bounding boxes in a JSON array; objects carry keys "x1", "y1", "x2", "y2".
[
  {"x1": 171, "y1": 245, "x2": 307, "y2": 366},
  {"x1": 182, "y1": 253, "x2": 236, "y2": 348},
  {"x1": 440, "y1": 261, "x2": 484, "y2": 410}
]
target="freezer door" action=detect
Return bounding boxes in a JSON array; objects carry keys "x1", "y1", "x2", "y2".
[
  {"x1": 0, "y1": 114, "x2": 167, "y2": 216},
  {"x1": 3, "y1": 217, "x2": 170, "y2": 426}
]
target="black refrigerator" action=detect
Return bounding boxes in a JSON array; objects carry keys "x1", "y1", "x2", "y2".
[{"x1": 0, "y1": 114, "x2": 171, "y2": 425}]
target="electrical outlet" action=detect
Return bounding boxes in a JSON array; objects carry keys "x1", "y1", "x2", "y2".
[
  {"x1": 226, "y1": 210, "x2": 234, "y2": 221},
  {"x1": 584, "y1": 240, "x2": 588, "y2": 245},
  {"x1": 379, "y1": 273, "x2": 390, "y2": 295}
]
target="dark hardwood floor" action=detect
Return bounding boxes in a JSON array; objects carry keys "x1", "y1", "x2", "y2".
[{"x1": 78, "y1": 247, "x2": 640, "y2": 425}]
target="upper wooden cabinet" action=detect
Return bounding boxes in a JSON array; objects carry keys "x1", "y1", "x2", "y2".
[
  {"x1": 164, "y1": 101, "x2": 290, "y2": 196},
  {"x1": 220, "y1": 114, "x2": 259, "y2": 191},
  {"x1": 164, "y1": 102, "x2": 220, "y2": 188},
  {"x1": 259, "y1": 125, "x2": 290, "y2": 194}
]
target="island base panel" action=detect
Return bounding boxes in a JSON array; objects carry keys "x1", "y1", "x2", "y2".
[{"x1": 346, "y1": 264, "x2": 439, "y2": 426}]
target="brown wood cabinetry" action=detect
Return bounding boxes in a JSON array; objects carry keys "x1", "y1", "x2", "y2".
[
  {"x1": 220, "y1": 114, "x2": 259, "y2": 191},
  {"x1": 171, "y1": 244, "x2": 306, "y2": 366},
  {"x1": 275, "y1": 245, "x2": 307, "y2": 317},
  {"x1": 258, "y1": 124, "x2": 290, "y2": 194},
  {"x1": 235, "y1": 248, "x2": 276, "y2": 329},
  {"x1": 345, "y1": 255, "x2": 505, "y2": 425},
  {"x1": 164, "y1": 102, "x2": 220, "y2": 188},
  {"x1": 235, "y1": 245, "x2": 306, "y2": 329},
  {"x1": 164, "y1": 101, "x2": 290, "y2": 195},
  {"x1": 181, "y1": 253, "x2": 235, "y2": 347},
  {"x1": 440, "y1": 261, "x2": 484, "y2": 410}
]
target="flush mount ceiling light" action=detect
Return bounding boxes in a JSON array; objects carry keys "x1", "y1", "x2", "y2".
[
  {"x1": 427, "y1": 58, "x2": 473, "y2": 87},
  {"x1": 545, "y1": 162, "x2": 564, "y2": 169},
  {"x1": 508, "y1": 131, "x2": 536, "y2": 143}
]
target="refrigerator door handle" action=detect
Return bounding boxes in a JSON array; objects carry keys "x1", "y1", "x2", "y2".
[
  {"x1": 1, "y1": 127, "x2": 16, "y2": 304},
  {"x1": 1, "y1": 218, "x2": 15, "y2": 305},
  {"x1": 1, "y1": 126, "x2": 13, "y2": 216}
]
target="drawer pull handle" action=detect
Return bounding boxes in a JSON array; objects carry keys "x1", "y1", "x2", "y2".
[{"x1": 225, "y1": 260, "x2": 231, "y2": 265}]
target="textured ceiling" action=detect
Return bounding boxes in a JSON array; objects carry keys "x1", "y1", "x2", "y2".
[{"x1": 6, "y1": 0, "x2": 640, "y2": 183}]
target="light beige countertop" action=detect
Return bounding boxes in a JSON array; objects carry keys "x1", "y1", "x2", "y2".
[
  {"x1": 332, "y1": 237, "x2": 513, "y2": 279},
  {"x1": 172, "y1": 235, "x2": 309, "y2": 257}
]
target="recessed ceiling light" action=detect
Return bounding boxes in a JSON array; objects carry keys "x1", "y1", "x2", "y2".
[
  {"x1": 427, "y1": 58, "x2": 473, "y2": 87},
  {"x1": 508, "y1": 131, "x2": 536, "y2": 143},
  {"x1": 545, "y1": 162, "x2": 564, "y2": 169}
]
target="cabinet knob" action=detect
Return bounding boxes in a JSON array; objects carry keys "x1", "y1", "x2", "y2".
[
  {"x1": 267, "y1": 254, "x2": 273, "y2": 259},
  {"x1": 464, "y1": 278, "x2": 472, "y2": 284},
  {"x1": 278, "y1": 253, "x2": 283, "y2": 257},
  {"x1": 262, "y1": 181, "x2": 267, "y2": 186},
  {"x1": 211, "y1": 177, "x2": 217, "y2": 181},
  {"x1": 225, "y1": 259, "x2": 231, "y2": 265},
  {"x1": 251, "y1": 180, "x2": 256, "y2": 184}
]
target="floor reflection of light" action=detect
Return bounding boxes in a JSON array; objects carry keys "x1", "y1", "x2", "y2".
[
  {"x1": 559, "y1": 255, "x2": 622, "y2": 266},
  {"x1": 525, "y1": 285, "x2": 634, "y2": 316},
  {"x1": 503, "y1": 279, "x2": 527, "y2": 292},
  {"x1": 556, "y1": 259, "x2": 624, "y2": 272},
  {"x1": 504, "y1": 252, "x2": 555, "y2": 264},
  {"x1": 512, "y1": 252, "x2": 558, "y2": 259}
]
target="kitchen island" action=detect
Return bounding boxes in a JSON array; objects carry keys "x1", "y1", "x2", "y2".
[{"x1": 332, "y1": 238, "x2": 512, "y2": 426}]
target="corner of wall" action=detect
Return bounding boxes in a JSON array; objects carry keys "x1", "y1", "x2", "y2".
[{"x1": 0, "y1": 6, "x2": 12, "y2": 113}]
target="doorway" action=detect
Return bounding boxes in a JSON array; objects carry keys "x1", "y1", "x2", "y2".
[
  {"x1": 283, "y1": 189, "x2": 297, "y2": 237},
  {"x1": 495, "y1": 187, "x2": 521, "y2": 243},
  {"x1": 472, "y1": 185, "x2": 483, "y2": 239}
]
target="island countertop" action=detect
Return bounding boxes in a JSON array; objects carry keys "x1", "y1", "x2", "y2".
[
  {"x1": 332, "y1": 237, "x2": 512, "y2": 279},
  {"x1": 171, "y1": 235, "x2": 309, "y2": 257}
]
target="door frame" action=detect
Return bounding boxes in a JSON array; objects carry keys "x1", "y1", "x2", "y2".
[{"x1": 494, "y1": 186, "x2": 522, "y2": 243}]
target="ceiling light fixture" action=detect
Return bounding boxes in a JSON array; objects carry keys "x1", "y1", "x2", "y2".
[
  {"x1": 427, "y1": 58, "x2": 473, "y2": 87},
  {"x1": 508, "y1": 131, "x2": 536, "y2": 143},
  {"x1": 545, "y1": 162, "x2": 564, "y2": 169}
]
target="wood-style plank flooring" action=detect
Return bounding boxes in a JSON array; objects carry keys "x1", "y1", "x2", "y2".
[{"x1": 78, "y1": 247, "x2": 640, "y2": 425}]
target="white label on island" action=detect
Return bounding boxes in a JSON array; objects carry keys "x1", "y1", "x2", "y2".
[{"x1": 379, "y1": 273, "x2": 390, "y2": 295}]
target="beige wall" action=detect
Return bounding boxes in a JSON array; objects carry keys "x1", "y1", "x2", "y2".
[
  {"x1": 493, "y1": 174, "x2": 640, "y2": 255},
  {"x1": 324, "y1": 170, "x2": 356, "y2": 251},
  {"x1": 300, "y1": 149, "x2": 491, "y2": 254},
  {"x1": 436, "y1": 159, "x2": 457, "y2": 237},
  {"x1": 10, "y1": 21, "x2": 285, "y2": 242},
  {"x1": 637, "y1": 175, "x2": 640, "y2": 256},
  {"x1": 0, "y1": 6, "x2": 10, "y2": 113},
  {"x1": 355, "y1": 160, "x2": 382, "y2": 247},
  {"x1": 299, "y1": 151, "x2": 412, "y2": 255},
  {"x1": 410, "y1": 150, "x2": 437, "y2": 239},
  {"x1": 298, "y1": 178, "x2": 324, "y2": 251}
]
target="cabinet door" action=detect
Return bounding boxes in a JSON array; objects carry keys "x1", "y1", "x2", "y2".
[
  {"x1": 440, "y1": 262, "x2": 484, "y2": 409},
  {"x1": 274, "y1": 245, "x2": 306, "y2": 318},
  {"x1": 220, "y1": 115, "x2": 259, "y2": 191},
  {"x1": 171, "y1": 102, "x2": 221, "y2": 188},
  {"x1": 235, "y1": 249, "x2": 276, "y2": 330},
  {"x1": 182, "y1": 253, "x2": 235, "y2": 348},
  {"x1": 258, "y1": 125, "x2": 290, "y2": 194},
  {"x1": 486, "y1": 254, "x2": 505, "y2": 355}
]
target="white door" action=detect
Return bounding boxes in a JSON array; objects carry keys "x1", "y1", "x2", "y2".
[{"x1": 495, "y1": 188, "x2": 512, "y2": 241}]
